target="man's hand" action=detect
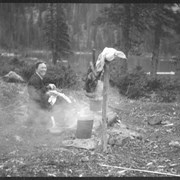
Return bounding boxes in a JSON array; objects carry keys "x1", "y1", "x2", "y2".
[
  {"x1": 46, "y1": 90, "x2": 58, "y2": 96},
  {"x1": 47, "y1": 84, "x2": 56, "y2": 90}
]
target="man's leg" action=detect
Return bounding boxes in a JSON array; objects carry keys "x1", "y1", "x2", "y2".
[
  {"x1": 26, "y1": 104, "x2": 37, "y2": 126},
  {"x1": 25, "y1": 101, "x2": 40, "y2": 137}
]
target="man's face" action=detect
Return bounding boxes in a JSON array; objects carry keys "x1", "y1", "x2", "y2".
[{"x1": 36, "y1": 63, "x2": 47, "y2": 77}]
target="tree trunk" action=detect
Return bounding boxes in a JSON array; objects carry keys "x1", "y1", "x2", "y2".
[
  {"x1": 92, "y1": 49, "x2": 96, "y2": 67},
  {"x1": 52, "y1": 50, "x2": 58, "y2": 65},
  {"x1": 92, "y1": 24, "x2": 98, "y2": 49},
  {"x1": 151, "y1": 24, "x2": 161, "y2": 78},
  {"x1": 121, "y1": 4, "x2": 131, "y2": 74},
  {"x1": 50, "y1": 3, "x2": 57, "y2": 65}
]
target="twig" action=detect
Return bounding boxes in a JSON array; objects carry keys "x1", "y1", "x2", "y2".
[{"x1": 98, "y1": 163, "x2": 180, "y2": 177}]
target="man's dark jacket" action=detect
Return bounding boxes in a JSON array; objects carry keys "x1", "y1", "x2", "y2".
[{"x1": 27, "y1": 73, "x2": 50, "y2": 109}]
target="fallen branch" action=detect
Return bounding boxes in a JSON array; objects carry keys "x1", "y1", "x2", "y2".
[{"x1": 98, "y1": 163, "x2": 180, "y2": 177}]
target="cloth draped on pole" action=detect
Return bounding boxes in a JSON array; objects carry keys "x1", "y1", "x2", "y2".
[
  {"x1": 99, "y1": 47, "x2": 126, "y2": 152},
  {"x1": 95, "y1": 47, "x2": 127, "y2": 72},
  {"x1": 84, "y1": 47, "x2": 126, "y2": 95}
]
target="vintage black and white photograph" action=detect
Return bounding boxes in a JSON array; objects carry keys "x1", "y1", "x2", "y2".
[{"x1": 0, "y1": 2, "x2": 180, "y2": 177}]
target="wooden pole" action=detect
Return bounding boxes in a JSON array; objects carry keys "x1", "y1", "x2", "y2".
[
  {"x1": 90, "y1": 49, "x2": 97, "y2": 76},
  {"x1": 101, "y1": 61, "x2": 109, "y2": 153}
]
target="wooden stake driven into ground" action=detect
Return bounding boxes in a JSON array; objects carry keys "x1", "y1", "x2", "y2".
[{"x1": 101, "y1": 61, "x2": 109, "y2": 153}]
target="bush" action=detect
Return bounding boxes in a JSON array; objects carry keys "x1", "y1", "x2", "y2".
[
  {"x1": 156, "y1": 89, "x2": 177, "y2": 102},
  {"x1": 19, "y1": 63, "x2": 35, "y2": 81},
  {"x1": 44, "y1": 64, "x2": 78, "y2": 89},
  {"x1": 0, "y1": 57, "x2": 27, "y2": 77},
  {"x1": 154, "y1": 77, "x2": 179, "y2": 102},
  {"x1": 145, "y1": 77, "x2": 162, "y2": 91},
  {"x1": 0, "y1": 56, "x2": 79, "y2": 89},
  {"x1": 0, "y1": 81, "x2": 19, "y2": 106},
  {"x1": 9, "y1": 57, "x2": 25, "y2": 66},
  {"x1": 112, "y1": 65, "x2": 180, "y2": 102},
  {"x1": 112, "y1": 66, "x2": 148, "y2": 99},
  {"x1": 19, "y1": 62, "x2": 78, "y2": 89}
]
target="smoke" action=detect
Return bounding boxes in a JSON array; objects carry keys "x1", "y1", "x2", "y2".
[
  {"x1": 0, "y1": 79, "x2": 102, "y2": 148},
  {"x1": 0, "y1": 79, "x2": 100, "y2": 157},
  {"x1": 25, "y1": 90, "x2": 94, "y2": 135},
  {"x1": 47, "y1": 95, "x2": 93, "y2": 131}
]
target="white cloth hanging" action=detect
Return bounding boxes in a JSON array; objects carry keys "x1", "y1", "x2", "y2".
[{"x1": 96, "y1": 47, "x2": 127, "y2": 72}]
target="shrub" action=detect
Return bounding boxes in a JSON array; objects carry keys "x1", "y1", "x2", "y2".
[
  {"x1": 0, "y1": 64, "x2": 19, "y2": 76},
  {"x1": 17, "y1": 61, "x2": 78, "y2": 89},
  {"x1": 9, "y1": 57, "x2": 25, "y2": 66},
  {"x1": 154, "y1": 77, "x2": 179, "y2": 102},
  {"x1": 156, "y1": 89, "x2": 177, "y2": 102},
  {"x1": 19, "y1": 63, "x2": 35, "y2": 81},
  {"x1": 44, "y1": 64, "x2": 78, "y2": 89},
  {"x1": 20, "y1": 63, "x2": 78, "y2": 89},
  {"x1": 0, "y1": 81, "x2": 19, "y2": 106},
  {"x1": 112, "y1": 65, "x2": 180, "y2": 102},
  {"x1": 145, "y1": 77, "x2": 162, "y2": 91},
  {"x1": 113, "y1": 66, "x2": 148, "y2": 99},
  {"x1": 0, "y1": 56, "x2": 79, "y2": 89},
  {"x1": 0, "y1": 57, "x2": 27, "y2": 77}
]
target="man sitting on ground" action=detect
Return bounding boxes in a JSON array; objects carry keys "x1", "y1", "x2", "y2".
[{"x1": 26, "y1": 61, "x2": 56, "y2": 132}]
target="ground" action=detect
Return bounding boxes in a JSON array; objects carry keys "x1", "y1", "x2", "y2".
[{"x1": 0, "y1": 80, "x2": 180, "y2": 177}]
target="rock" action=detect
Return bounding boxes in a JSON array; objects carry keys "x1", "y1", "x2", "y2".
[
  {"x1": 115, "y1": 137, "x2": 123, "y2": 146},
  {"x1": 62, "y1": 138, "x2": 98, "y2": 150},
  {"x1": 47, "y1": 173, "x2": 56, "y2": 177},
  {"x1": 10, "y1": 57, "x2": 24, "y2": 66},
  {"x1": 93, "y1": 110, "x2": 118, "y2": 129},
  {"x1": 169, "y1": 141, "x2": 180, "y2": 147},
  {"x1": 147, "y1": 117, "x2": 162, "y2": 125},
  {"x1": 14, "y1": 135, "x2": 23, "y2": 142},
  {"x1": 108, "y1": 137, "x2": 116, "y2": 145},
  {"x1": 117, "y1": 170, "x2": 127, "y2": 176},
  {"x1": 109, "y1": 135, "x2": 129, "y2": 147},
  {"x1": 81, "y1": 156, "x2": 89, "y2": 162},
  {"x1": 136, "y1": 134, "x2": 143, "y2": 140},
  {"x1": 3, "y1": 71, "x2": 24, "y2": 83}
]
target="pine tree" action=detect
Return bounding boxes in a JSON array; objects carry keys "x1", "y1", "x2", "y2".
[
  {"x1": 139, "y1": 4, "x2": 180, "y2": 78},
  {"x1": 95, "y1": 3, "x2": 180, "y2": 78},
  {"x1": 43, "y1": 3, "x2": 71, "y2": 65},
  {"x1": 95, "y1": 4, "x2": 146, "y2": 74},
  {"x1": 0, "y1": 3, "x2": 34, "y2": 50}
]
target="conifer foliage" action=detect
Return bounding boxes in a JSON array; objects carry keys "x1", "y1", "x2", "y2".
[
  {"x1": 140, "y1": 4, "x2": 180, "y2": 78},
  {"x1": 95, "y1": 3, "x2": 180, "y2": 77},
  {"x1": 43, "y1": 3, "x2": 71, "y2": 65}
]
